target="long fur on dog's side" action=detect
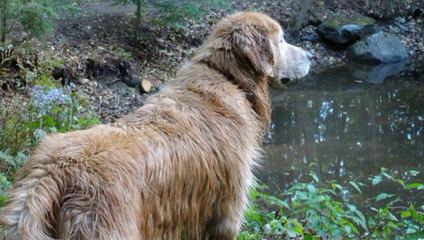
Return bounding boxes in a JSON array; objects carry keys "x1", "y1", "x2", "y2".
[{"x1": 0, "y1": 12, "x2": 293, "y2": 239}]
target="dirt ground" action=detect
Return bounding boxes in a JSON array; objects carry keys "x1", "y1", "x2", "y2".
[{"x1": 2, "y1": 0, "x2": 423, "y2": 122}]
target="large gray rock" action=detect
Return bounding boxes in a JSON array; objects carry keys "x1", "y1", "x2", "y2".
[
  {"x1": 347, "y1": 31, "x2": 408, "y2": 63},
  {"x1": 318, "y1": 16, "x2": 376, "y2": 47}
]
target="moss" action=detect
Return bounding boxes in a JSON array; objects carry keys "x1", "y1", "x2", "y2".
[{"x1": 322, "y1": 16, "x2": 375, "y2": 28}]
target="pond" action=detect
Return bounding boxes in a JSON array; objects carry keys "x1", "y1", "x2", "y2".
[{"x1": 259, "y1": 62, "x2": 424, "y2": 208}]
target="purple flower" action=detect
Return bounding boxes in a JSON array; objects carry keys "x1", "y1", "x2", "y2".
[{"x1": 30, "y1": 86, "x2": 71, "y2": 114}]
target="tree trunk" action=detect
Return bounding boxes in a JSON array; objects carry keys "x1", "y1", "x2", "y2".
[
  {"x1": 1, "y1": 0, "x2": 7, "y2": 45},
  {"x1": 133, "y1": 0, "x2": 143, "y2": 43},
  {"x1": 293, "y1": 0, "x2": 311, "y2": 31}
]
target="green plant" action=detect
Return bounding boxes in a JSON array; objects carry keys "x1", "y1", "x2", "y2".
[
  {"x1": 109, "y1": 46, "x2": 133, "y2": 61},
  {"x1": 0, "y1": 87, "x2": 99, "y2": 160},
  {"x1": 0, "y1": 0, "x2": 75, "y2": 45},
  {"x1": 239, "y1": 169, "x2": 424, "y2": 239},
  {"x1": 0, "y1": 60, "x2": 100, "y2": 195},
  {"x1": 0, "y1": 171, "x2": 11, "y2": 207},
  {"x1": 0, "y1": 150, "x2": 27, "y2": 177},
  {"x1": 114, "y1": 0, "x2": 228, "y2": 41},
  {"x1": 1, "y1": 58, "x2": 100, "y2": 149}
]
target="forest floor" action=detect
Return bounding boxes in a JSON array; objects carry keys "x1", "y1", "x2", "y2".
[{"x1": 1, "y1": 0, "x2": 424, "y2": 121}]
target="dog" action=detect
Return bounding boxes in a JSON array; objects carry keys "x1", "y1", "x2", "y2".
[{"x1": 0, "y1": 12, "x2": 311, "y2": 239}]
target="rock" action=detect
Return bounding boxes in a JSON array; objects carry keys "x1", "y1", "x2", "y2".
[
  {"x1": 122, "y1": 77, "x2": 140, "y2": 88},
  {"x1": 301, "y1": 28, "x2": 320, "y2": 43},
  {"x1": 140, "y1": 79, "x2": 153, "y2": 93},
  {"x1": 347, "y1": 61, "x2": 407, "y2": 84},
  {"x1": 80, "y1": 78, "x2": 90, "y2": 85},
  {"x1": 85, "y1": 58, "x2": 137, "y2": 87},
  {"x1": 413, "y1": 9, "x2": 423, "y2": 19},
  {"x1": 51, "y1": 67, "x2": 77, "y2": 85},
  {"x1": 394, "y1": 21, "x2": 409, "y2": 32},
  {"x1": 347, "y1": 31, "x2": 408, "y2": 64},
  {"x1": 318, "y1": 16, "x2": 376, "y2": 47}
]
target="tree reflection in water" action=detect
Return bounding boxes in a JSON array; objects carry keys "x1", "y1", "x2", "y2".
[{"x1": 260, "y1": 66, "x2": 424, "y2": 208}]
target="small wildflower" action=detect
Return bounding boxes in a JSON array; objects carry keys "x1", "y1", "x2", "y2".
[
  {"x1": 30, "y1": 86, "x2": 71, "y2": 114},
  {"x1": 33, "y1": 128, "x2": 47, "y2": 142}
]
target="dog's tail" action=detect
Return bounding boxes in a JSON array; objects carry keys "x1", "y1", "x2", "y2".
[
  {"x1": 0, "y1": 164, "x2": 61, "y2": 240},
  {"x1": 0, "y1": 156, "x2": 141, "y2": 240}
]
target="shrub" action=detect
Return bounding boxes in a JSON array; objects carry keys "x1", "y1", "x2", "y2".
[
  {"x1": 240, "y1": 170, "x2": 424, "y2": 239},
  {"x1": 1, "y1": 60, "x2": 100, "y2": 150},
  {"x1": 0, "y1": 60, "x2": 100, "y2": 198},
  {"x1": 0, "y1": 0, "x2": 75, "y2": 45}
]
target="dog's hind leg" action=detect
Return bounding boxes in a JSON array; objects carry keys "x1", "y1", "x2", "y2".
[{"x1": 57, "y1": 181, "x2": 142, "y2": 240}]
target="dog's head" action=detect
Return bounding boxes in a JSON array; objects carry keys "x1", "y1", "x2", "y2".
[
  {"x1": 194, "y1": 12, "x2": 311, "y2": 86},
  {"x1": 191, "y1": 12, "x2": 311, "y2": 127}
]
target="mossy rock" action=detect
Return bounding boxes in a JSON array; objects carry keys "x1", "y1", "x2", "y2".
[
  {"x1": 321, "y1": 16, "x2": 375, "y2": 29},
  {"x1": 318, "y1": 16, "x2": 377, "y2": 48}
]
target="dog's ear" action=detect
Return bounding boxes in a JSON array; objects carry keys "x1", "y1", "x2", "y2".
[{"x1": 230, "y1": 27, "x2": 276, "y2": 78}]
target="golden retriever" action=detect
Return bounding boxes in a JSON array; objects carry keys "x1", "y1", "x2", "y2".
[{"x1": 0, "y1": 12, "x2": 310, "y2": 239}]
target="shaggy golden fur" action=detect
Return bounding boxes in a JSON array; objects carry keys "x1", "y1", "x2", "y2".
[{"x1": 0, "y1": 12, "x2": 310, "y2": 239}]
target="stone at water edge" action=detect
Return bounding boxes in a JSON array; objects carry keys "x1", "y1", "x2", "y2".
[
  {"x1": 348, "y1": 61, "x2": 407, "y2": 84},
  {"x1": 317, "y1": 16, "x2": 377, "y2": 47},
  {"x1": 347, "y1": 31, "x2": 408, "y2": 64},
  {"x1": 301, "y1": 31, "x2": 320, "y2": 43},
  {"x1": 140, "y1": 79, "x2": 153, "y2": 93},
  {"x1": 80, "y1": 78, "x2": 90, "y2": 85}
]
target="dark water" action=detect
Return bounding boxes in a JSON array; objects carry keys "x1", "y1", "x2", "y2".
[{"x1": 259, "y1": 62, "x2": 424, "y2": 206}]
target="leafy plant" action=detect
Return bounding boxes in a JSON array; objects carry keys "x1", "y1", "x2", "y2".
[
  {"x1": 0, "y1": 150, "x2": 27, "y2": 177},
  {"x1": 240, "y1": 169, "x2": 424, "y2": 239},
  {"x1": 0, "y1": 0, "x2": 75, "y2": 45},
  {"x1": 0, "y1": 171, "x2": 11, "y2": 207},
  {"x1": 108, "y1": 46, "x2": 133, "y2": 61},
  {"x1": 0, "y1": 59, "x2": 100, "y2": 195}
]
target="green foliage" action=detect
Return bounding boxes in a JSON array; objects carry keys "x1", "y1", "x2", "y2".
[
  {"x1": 0, "y1": 172, "x2": 11, "y2": 207},
  {"x1": 0, "y1": 81, "x2": 99, "y2": 153},
  {"x1": 0, "y1": 0, "x2": 75, "y2": 44},
  {"x1": 108, "y1": 46, "x2": 133, "y2": 61},
  {"x1": 0, "y1": 151, "x2": 27, "y2": 177},
  {"x1": 0, "y1": 59, "x2": 100, "y2": 194},
  {"x1": 240, "y1": 169, "x2": 424, "y2": 239},
  {"x1": 0, "y1": 151, "x2": 24, "y2": 206},
  {"x1": 114, "y1": 0, "x2": 228, "y2": 41}
]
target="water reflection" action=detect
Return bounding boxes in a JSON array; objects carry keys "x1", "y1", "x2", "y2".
[
  {"x1": 348, "y1": 61, "x2": 407, "y2": 84},
  {"x1": 260, "y1": 66, "x2": 424, "y2": 205}
]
